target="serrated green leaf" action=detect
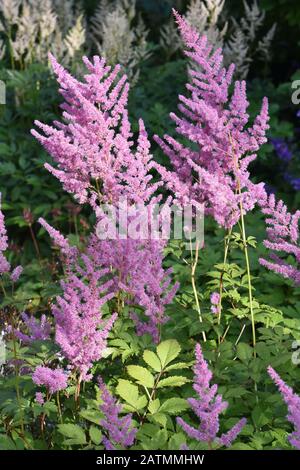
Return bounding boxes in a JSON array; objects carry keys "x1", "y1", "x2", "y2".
[
  {"x1": 150, "y1": 412, "x2": 167, "y2": 427},
  {"x1": 236, "y1": 343, "x2": 253, "y2": 363},
  {"x1": 116, "y1": 379, "x2": 140, "y2": 406},
  {"x1": 156, "y1": 339, "x2": 181, "y2": 369},
  {"x1": 148, "y1": 398, "x2": 160, "y2": 414},
  {"x1": 127, "y1": 365, "x2": 154, "y2": 388},
  {"x1": 165, "y1": 361, "x2": 190, "y2": 371},
  {"x1": 79, "y1": 409, "x2": 103, "y2": 425},
  {"x1": 89, "y1": 426, "x2": 102, "y2": 445},
  {"x1": 156, "y1": 376, "x2": 190, "y2": 388},
  {"x1": 58, "y1": 424, "x2": 86, "y2": 445},
  {"x1": 159, "y1": 398, "x2": 189, "y2": 414},
  {"x1": 143, "y1": 350, "x2": 162, "y2": 372}
]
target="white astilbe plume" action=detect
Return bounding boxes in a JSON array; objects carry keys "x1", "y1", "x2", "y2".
[
  {"x1": 224, "y1": 28, "x2": 251, "y2": 79},
  {"x1": 52, "y1": 0, "x2": 83, "y2": 33},
  {"x1": 225, "y1": 0, "x2": 276, "y2": 78},
  {"x1": 160, "y1": 0, "x2": 275, "y2": 79},
  {"x1": 0, "y1": 0, "x2": 86, "y2": 67},
  {"x1": 160, "y1": 0, "x2": 227, "y2": 57},
  {"x1": 257, "y1": 23, "x2": 276, "y2": 62},
  {"x1": 90, "y1": 0, "x2": 150, "y2": 85},
  {"x1": 185, "y1": 0, "x2": 227, "y2": 47},
  {"x1": 62, "y1": 15, "x2": 86, "y2": 63},
  {"x1": 160, "y1": 19, "x2": 181, "y2": 59}
]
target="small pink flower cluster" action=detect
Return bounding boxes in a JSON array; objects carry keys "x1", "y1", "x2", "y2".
[
  {"x1": 32, "y1": 366, "x2": 68, "y2": 394},
  {"x1": 0, "y1": 194, "x2": 22, "y2": 281},
  {"x1": 177, "y1": 343, "x2": 246, "y2": 448},
  {"x1": 268, "y1": 366, "x2": 300, "y2": 449},
  {"x1": 259, "y1": 194, "x2": 300, "y2": 284},
  {"x1": 98, "y1": 378, "x2": 137, "y2": 450},
  {"x1": 15, "y1": 312, "x2": 51, "y2": 344}
]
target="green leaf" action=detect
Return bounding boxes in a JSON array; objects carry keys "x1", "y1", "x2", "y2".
[
  {"x1": 57, "y1": 424, "x2": 86, "y2": 445},
  {"x1": 148, "y1": 398, "x2": 160, "y2": 414},
  {"x1": 127, "y1": 365, "x2": 155, "y2": 388},
  {"x1": 156, "y1": 339, "x2": 181, "y2": 369},
  {"x1": 116, "y1": 379, "x2": 147, "y2": 412},
  {"x1": 165, "y1": 361, "x2": 191, "y2": 372},
  {"x1": 168, "y1": 432, "x2": 186, "y2": 450},
  {"x1": 143, "y1": 350, "x2": 162, "y2": 372},
  {"x1": 79, "y1": 409, "x2": 103, "y2": 425},
  {"x1": 116, "y1": 379, "x2": 139, "y2": 407},
  {"x1": 156, "y1": 376, "x2": 190, "y2": 388},
  {"x1": 150, "y1": 412, "x2": 167, "y2": 427},
  {"x1": 236, "y1": 343, "x2": 253, "y2": 363},
  {"x1": 89, "y1": 426, "x2": 102, "y2": 445},
  {"x1": 0, "y1": 434, "x2": 17, "y2": 450},
  {"x1": 159, "y1": 398, "x2": 189, "y2": 414}
]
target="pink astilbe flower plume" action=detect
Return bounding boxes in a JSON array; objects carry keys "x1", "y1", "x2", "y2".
[
  {"x1": 154, "y1": 11, "x2": 269, "y2": 228},
  {"x1": 267, "y1": 366, "x2": 300, "y2": 449},
  {"x1": 38, "y1": 217, "x2": 78, "y2": 265},
  {"x1": 32, "y1": 54, "x2": 161, "y2": 207},
  {"x1": 177, "y1": 343, "x2": 246, "y2": 448},
  {"x1": 87, "y1": 235, "x2": 178, "y2": 344},
  {"x1": 32, "y1": 366, "x2": 68, "y2": 394},
  {"x1": 15, "y1": 312, "x2": 51, "y2": 344},
  {"x1": 0, "y1": 193, "x2": 22, "y2": 279},
  {"x1": 98, "y1": 378, "x2": 137, "y2": 450},
  {"x1": 0, "y1": 193, "x2": 11, "y2": 275},
  {"x1": 259, "y1": 193, "x2": 300, "y2": 284},
  {"x1": 32, "y1": 53, "x2": 178, "y2": 342},
  {"x1": 52, "y1": 253, "x2": 117, "y2": 381}
]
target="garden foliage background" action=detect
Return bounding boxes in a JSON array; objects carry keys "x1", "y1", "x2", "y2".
[{"x1": 0, "y1": 0, "x2": 300, "y2": 451}]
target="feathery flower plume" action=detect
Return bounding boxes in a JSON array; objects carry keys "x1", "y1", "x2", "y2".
[
  {"x1": 52, "y1": 253, "x2": 117, "y2": 381},
  {"x1": 267, "y1": 366, "x2": 300, "y2": 449},
  {"x1": 0, "y1": 193, "x2": 22, "y2": 278},
  {"x1": 32, "y1": 366, "x2": 68, "y2": 394},
  {"x1": 38, "y1": 217, "x2": 78, "y2": 263},
  {"x1": 35, "y1": 392, "x2": 45, "y2": 405},
  {"x1": 210, "y1": 292, "x2": 220, "y2": 315},
  {"x1": 33, "y1": 54, "x2": 178, "y2": 342},
  {"x1": 154, "y1": 11, "x2": 269, "y2": 228},
  {"x1": 177, "y1": 343, "x2": 246, "y2": 448},
  {"x1": 90, "y1": 0, "x2": 150, "y2": 85},
  {"x1": 10, "y1": 265, "x2": 23, "y2": 283},
  {"x1": 0, "y1": 193, "x2": 10, "y2": 274},
  {"x1": 259, "y1": 194, "x2": 300, "y2": 284},
  {"x1": 98, "y1": 377, "x2": 137, "y2": 450},
  {"x1": 15, "y1": 313, "x2": 51, "y2": 344},
  {"x1": 88, "y1": 236, "x2": 178, "y2": 343},
  {"x1": 32, "y1": 54, "x2": 160, "y2": 207}
]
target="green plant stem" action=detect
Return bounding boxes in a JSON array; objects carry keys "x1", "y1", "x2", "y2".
[
  {"x1": 57, "y1": 392, "x2": 63, "y2": 424},
  {"x1": 190, "y1": 240, "x2": 206, "y2": 342},
  {"x1": 217, "y1": 228, "x2": 232, "y2": 343},
  {"x1": 29, "y1": 224, "x2": 41, "y2": 263},
  {"x1": 0, "y1": 279, "x2": 7, "y2": 297},
  {"x1": 73, "y1": 214, "x2": 79, "y2": 244},
  {"x1": 11, "y1": 321, "x2": 24, "y2": 435},
  {"x1": 230, "y1": 133, "x2": 256, "y2": 355},
  {"x1": 140, "y1": 369, "x2": 164, "y2": 425},
  {"x1": 74, "y1": 373, "x2": 82, "y2": 406},
  {"x1": 238, "y1": 201, "x2": 256, "y2": 353}
]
